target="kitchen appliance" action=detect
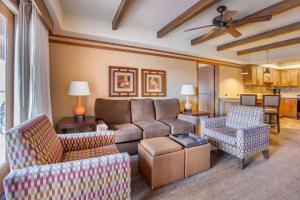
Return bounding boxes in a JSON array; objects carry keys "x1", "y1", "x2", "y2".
[
  {"x1": 297, "y1": 95, "x2": 300, "y2": 119},
  {"x1": 273, "y1": 88, "x2": 281, "y2": 95}
]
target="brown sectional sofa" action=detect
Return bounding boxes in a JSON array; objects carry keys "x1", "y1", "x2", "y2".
[{"x1": 94, "y1": 98, "x2": 195, "y2": 155}]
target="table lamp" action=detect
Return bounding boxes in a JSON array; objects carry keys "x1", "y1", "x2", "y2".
[
  {"x1": 181, "y1": 85, "x2": 195, "y2": 113},
  {"x1": 68, "y1": 81, "x2": 90, "y2": 121}
]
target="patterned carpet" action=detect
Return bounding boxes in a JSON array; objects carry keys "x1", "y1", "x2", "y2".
[{"x1": 131, "y1": 118, "x2": 300, "y2": 200}]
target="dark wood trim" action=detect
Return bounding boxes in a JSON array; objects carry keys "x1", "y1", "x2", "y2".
[
  {"x1": 32, "y1": 0, "x2": 54, "y2": 32},
  {"x1": 217, "y1": 21, "x2": 300, "y2": 51},
  {"x1": 49, "y1": 34, "x2": 242, "y2": 67},
  {"x1": 141, "y1": 69, "x2": 166, "y2": 97},
  {"x1": 112, "y1": 0, "x2": 133, "y2": 30},
  {"x1": 157, "y1": 0, "x2": 220, "y2": 38},
  {"x1": 192, "y1": 0, "x2": 300, "y2": 45},
  {"x1": 109, "y1": 66, "x2": 138, "y2": 97},
  {"x1": 1, "y1": 0, "x2": 18, "y2": 14},
  {"x1": 237, "y1": 37, "x2": 300, "y2": 55}
]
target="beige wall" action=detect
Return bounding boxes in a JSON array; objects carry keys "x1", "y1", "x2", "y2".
[
  {"x1": 219, "y1": 66, "x2": 244, "y2": 98},
  {"x1": 50, "y1": 43, "x2": 198, "y2": 124}
]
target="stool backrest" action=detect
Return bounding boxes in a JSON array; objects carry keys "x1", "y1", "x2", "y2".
[
  {"x1": 263, "y1": 95, "x2": 281, "y2": 108},
  {"x1": 240, "y1": 94, "x2": 257, "y2": 106}
]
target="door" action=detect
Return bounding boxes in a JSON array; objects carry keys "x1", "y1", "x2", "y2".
[
  {"x1": 198, "y1": 65, "x2": 216, "y2": 117},
  {"x1": 0, "y1": 1, "x2": 14, "y2": 177}
]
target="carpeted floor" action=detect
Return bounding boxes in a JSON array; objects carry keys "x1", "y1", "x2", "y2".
[{"x1": 131, "y1": 118, "x2": 300, "y2": 200}]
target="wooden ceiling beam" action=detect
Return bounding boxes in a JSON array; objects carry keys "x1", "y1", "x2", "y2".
[
  {"x1": 157, "y1": 0, "x2": 220, "y2": 38},
  {"x1": 217, "y1": 21, "x2": 300, "y2": 51},
  {"x1": 191, "y1": 0, "x2": 300, "y2": 45},
  {"x1": 112, "y1": 0, "x2": 133, "y2": 30},
  {"x1": 237, "y1": 37, "x2": 300, "y2": 55}
]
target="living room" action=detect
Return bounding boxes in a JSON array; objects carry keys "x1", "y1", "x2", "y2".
[{"x1": 1, "y1": 0, "x2": 300, "y2": 199}]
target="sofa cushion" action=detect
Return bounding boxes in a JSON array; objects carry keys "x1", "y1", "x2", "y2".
[
  {"x1": 62, "y1": 145, "x2": 119, "y2": 162},
  {"x1": 94, "y1": 98, "x2": 131, "y2": 124},
  {"x1": 131, "y1": 99, "x2": 155, "y2": 122},
  {"x1": 154, "y1": 99, "x2": 180, "y2": 120},
  {"x1": 205, "y1": 127, "x2": 237, "y2": 146},
  {"x1": 226, "y1": 105, "x2": 264, "y2": 129},
  {"x1": 5, "y1": 115, "x2": 63, "y2": 170},
  {"x1": 109, "y1": 123, "x2": 142, "y2": 143},
  {"x1": 134, "y1": 120, "x2": 170, "y2": 139},
  {"x1": 160, "y1": 119, "x2": 195, "y2": 134},
  {"x1": 140, "y1": 137, "x2": 182, "y2": 156}
]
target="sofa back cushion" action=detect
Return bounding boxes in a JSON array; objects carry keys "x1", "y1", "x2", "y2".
[
  {"x1": 131, "y1": 99, "x2": 155, "y2": 122},
  {"x1": 95, "y1": 98, "x2": 131, "y2": 124},
  {"x1": 154, "y1": 99, "x2": 180, "y2": 120},
  {"x1": 5, "y1": 115, "x2": 63, "y2": 170},
  {"x1": 226, "y1": 105, "x2": 264, "y2": 129}
]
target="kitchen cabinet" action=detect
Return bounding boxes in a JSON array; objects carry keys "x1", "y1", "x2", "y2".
[
  {"x1": 271, "y1": 70, "x2": 280, "y2": 87},
  {"x1": 288, "y1": 70, "x2": 300, "y2": 86},
  {"x1": 256, "y1": 67, "x2": 264, "y2": 86},
  {"x1": 280, "y1": 70, "x2": 289, "y2": 87},
  {"x1": 243, "y1": 65, "x2": 257, "y2": 86},
  {"x1": 280, "y1": 98, "x2": 297, "y2": 118}
]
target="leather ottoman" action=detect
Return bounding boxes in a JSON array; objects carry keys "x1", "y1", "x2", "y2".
[
  {"x1": 184, "y1": 143, "x2": 211, "y2": 177},
  {"x1": 138, "y1": 137, "x2": 184, "y2": 189}
]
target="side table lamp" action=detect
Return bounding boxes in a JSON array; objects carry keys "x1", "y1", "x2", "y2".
[
  {"x1": 181, "y1": 85, "x2": 195, "y2": 113},
  {"x1": 68, "y1": 81, "x2": 90, "y2": 121}
]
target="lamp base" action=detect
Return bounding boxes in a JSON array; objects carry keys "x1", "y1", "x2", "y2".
[
  {"x1": 184, "y1": 108, "x2": 192, "y2": 113},
  {"x1": 74, "y1": 115, "x2": 85, "y2": 122}
]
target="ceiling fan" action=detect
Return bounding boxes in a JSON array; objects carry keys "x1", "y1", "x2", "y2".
[{"x1": 185, "y1": 6, "x2": 272, "y2": 39}]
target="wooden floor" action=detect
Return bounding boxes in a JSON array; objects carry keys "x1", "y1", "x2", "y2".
[{"x1": 131, "y1": 118, "x2": 300, "y2": 200}]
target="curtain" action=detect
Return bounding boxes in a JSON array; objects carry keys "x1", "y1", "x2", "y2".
[
  {"x1": 28, "y1": 6, "x2": 52, "y2": 121},
  {"x1": 14, "y1": 0, "x2": 52, "y2": 124},
  {"x1": 13, "y1": 0, "x2": 32, "y2": 125}
]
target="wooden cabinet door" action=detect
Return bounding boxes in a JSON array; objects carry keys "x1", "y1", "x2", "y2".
[
  {"x1": 256, "y1": 67, "x2": 264, "y2": 86},
  {"x1": 264, "y1": 68, "x2": 273, "y2": 83},
  {"x1": 243, "y1": 65, "x2": 252, "y2": 86},
  {"x1": 280, "y1": 99, "x2": 297, "y2": 118},
  {"x1": 288, "y1": 70, "x2": 299, "y2": 86},
  {"x1": 272, "y1": 70, "x2": 280, "y2": 86},
  {"x1": 280, "y1": 70, "x2": 289, "y2": 86}
]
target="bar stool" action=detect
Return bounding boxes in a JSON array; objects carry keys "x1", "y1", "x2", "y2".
[
  {"x1": 263, "y1": 95, "x2": 281, "y2": 133},
  {"x1": 240, "y1": 94, "x2": 257, "y2": 106}
]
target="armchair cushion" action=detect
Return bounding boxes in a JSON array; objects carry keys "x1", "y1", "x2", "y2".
[
  {"x1": 160, "y1": 119, "x2": 195, "y2": 134},
  {"x1": 134, "y1": 120, "x2": 170, "y2": 139},
  {"x1": 4, "y1": 153, "x2": 131, "y2": 200},
  {"x1": 5, "y1": 114, "x2": 63, "y2": 170},
  {"x1": 62, "y1": 145, "x2": 119, "y2": 162},
  {"x1": 59, "y1": 131, "x2": 115, "y2": 152},
  {"x1": 205, "y1": 127, "x2": 237, "y2": 146},
  {"x1": 109, "y1": 123, "x2": 142, "y2": 143}
]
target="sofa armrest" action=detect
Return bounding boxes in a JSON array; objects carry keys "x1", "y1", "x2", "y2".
[
  {"x1": 201, "y1": 117, "x2": 227, "y2": 129},
  {"x1": 96, "y1": 120, "x2": 109, "y2": 131},
  {"x1": 177, "y1": 114, "x2": 199, "y2": 125},
  {"x1": 236, "y1": 124, "x2": 270, "y2": 157},
  {"x1": 59, "y1": 130, "x2": 115, "y2": 152},
  {"x1": 4, "y1": 153, "x2": 131, "y2": 200}
]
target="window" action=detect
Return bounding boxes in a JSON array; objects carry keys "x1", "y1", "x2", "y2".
[{"x1": 0, "y1": 2, "x2": 14, "y2": 166}]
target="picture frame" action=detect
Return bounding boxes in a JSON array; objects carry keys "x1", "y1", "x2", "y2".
[
  {"x1": 141, "y1": 69, "x2": 166, "y2": 97},
  {"x1": 109, "y1": 66, "x2": 138, "y2": 97}
]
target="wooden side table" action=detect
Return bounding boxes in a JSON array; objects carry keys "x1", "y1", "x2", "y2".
[
  {"x1": 55, "y1": 116, "x2": 97, "y2": 134},
  {"x1": 179, "y1": 111, "x2": 210, "y2": 135}
]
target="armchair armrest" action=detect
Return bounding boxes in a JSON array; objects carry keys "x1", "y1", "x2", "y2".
[
  {"x1": 201, "y1": 117, "x2": 227, "y2": 129},
  {"x1": 59, "y1": 130, "x2": 115, "y2": 152},
  {"x1": 96, "y1": 120, "x2": 109, "y2": 131},
  {"x1": 4, "y1": 153, "x2": 131, "y2": 200},
  {"x1": 236, "y1": 124, "x2": 270, "y2": 157}
]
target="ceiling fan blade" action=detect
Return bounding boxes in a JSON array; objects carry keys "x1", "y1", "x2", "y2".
[
  {"x1": 222, "y1": 10, "x2": 237, "y2": 21},
  {"x1": 184, "y1": 25, "x2": 215, "y2": 32},
  {"x1": 232, "y1": 15, "x2": 272, "y2": 26},
  {"x1": 201, "y1": 27, "x2": 221, "y2": 41},
  {"x1": 226, "y1": 26, "x2": 242, "y2": 38}
]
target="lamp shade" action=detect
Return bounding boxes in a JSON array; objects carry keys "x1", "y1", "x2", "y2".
[
  {"x1": 68, "y1": 81, "x2": 90, "y2": 96},
  {"x1": 180, "y1": 85, "x2": 195, "y2": 95}
]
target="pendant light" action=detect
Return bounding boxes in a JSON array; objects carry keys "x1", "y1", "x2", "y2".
[
  {"x1": 264, "y1": 50, "x2": 271, "y2": 76},
  {"x1": 241, "y1": 55, "x2": 248, "y2": 75}
]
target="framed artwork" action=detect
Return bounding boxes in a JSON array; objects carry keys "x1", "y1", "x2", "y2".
[
  {"x1": 142, "y1": 69, "x2": 166, "y2": 97},
  {"x1": 109, "y1": 66, "x2": 138, "y2": 97}
]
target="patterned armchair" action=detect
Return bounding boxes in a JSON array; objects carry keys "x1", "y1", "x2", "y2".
[
  {"x1": 3, "y1": 115, "x2": 131, "y2": 199},
  {"x1": 201, "y1": 105, "x2": 270, "y2": 169}
]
